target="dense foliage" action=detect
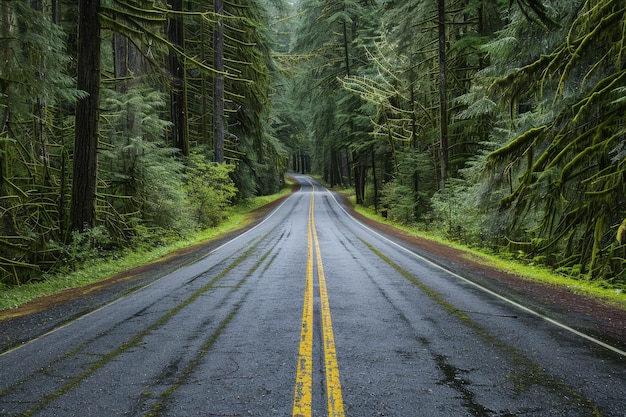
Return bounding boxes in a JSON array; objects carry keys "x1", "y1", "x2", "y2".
[
  {"x1": 1, "y1": 0, "x2": 624, "y2": 287},
  {"x1": 0, "y1": 0, "x2": 287, "y2": 285},
  {"x1": 282, "y1": 0, "x2": 625, "y2": 283}
]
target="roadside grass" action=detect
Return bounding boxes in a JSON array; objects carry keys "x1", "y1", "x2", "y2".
[
  {"x1": 0, "y1": 181, "x2": 294, "y2": 313},
  {"x1": 3, "y1": 180, "x2": 624, "y2": 314},
  {"x1": 343, "y1": 193, "x2": 626, "y2": 310}
]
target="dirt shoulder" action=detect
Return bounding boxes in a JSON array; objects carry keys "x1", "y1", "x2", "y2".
[{"x1": 1, "y1": 184, "x2": 625, "y2": 355}]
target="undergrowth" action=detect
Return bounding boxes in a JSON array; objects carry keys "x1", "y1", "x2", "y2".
[
  {"x1": 0, "y1": 180, "x2": 293, "y2": 312},
  {"x1": 346, "y1": 192, "x2": 626, "y2": 310}
]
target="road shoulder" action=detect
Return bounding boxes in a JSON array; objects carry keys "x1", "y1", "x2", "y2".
[{"x1": 332, "y1": 191, "x2": 626, "y2": 352}]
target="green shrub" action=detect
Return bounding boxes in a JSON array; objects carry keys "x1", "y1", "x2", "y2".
[
  {"x1": 185, "y1": 155, "x2": 238, "y2": 227},
  {"x1": 380, "y1": 180, "x2": 417, "y2": 224}
]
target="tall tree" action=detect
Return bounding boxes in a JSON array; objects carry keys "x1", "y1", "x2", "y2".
[
  {"x1": 0, "y1": 0, "x2": 81, "y2": 283},
  {"x1": 167, "y1": 0, "x2": 189, "y2": 156},
  {"x1": 292, "y1": 0, "x2": 381, "y2": 188},
  {"x1": 213, "y1": 0, "x2": 224, "y2": 163},
  {"x1": 0, "y1": 1, "x2": 14, "y2": 192},
  {"x1": 438, "y1": 0, "x2": 448, "y2": 185},
  {"x1": 71, "y1": 0, "x2": 101, "y2": 232},
  {"x1": 485, "y1": 0, "x2": 626, "y2": 279},
  {"x1": 267, "y1": 1, "x2": 310, "y2": 175}
]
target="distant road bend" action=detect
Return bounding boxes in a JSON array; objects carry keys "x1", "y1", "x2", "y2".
[{"x1": 1, "y1": 175, "x2": 625, "y2": 416}]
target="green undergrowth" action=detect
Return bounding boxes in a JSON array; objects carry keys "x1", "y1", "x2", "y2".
[
  {"x1": 0, "y1": 181, "x2": 294, "y2": 313},
  {"x1": 344, "y1": 192, "x2": 626, "y2": 311}
]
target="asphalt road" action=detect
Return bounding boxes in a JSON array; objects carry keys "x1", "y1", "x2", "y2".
[{"x1": 1, "y1": 175, "x2": 625, "y2": 416}]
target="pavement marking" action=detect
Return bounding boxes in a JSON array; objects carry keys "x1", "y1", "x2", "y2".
[
  {"x1": 292, "y1": 194, "x2": 315, "y2": 416},
  {"x1": 293, "y1": 186, "x2": 345, "y2": 417},
  {"x1": 312, "y1": 199, "x2": 345, "y2": 417}
]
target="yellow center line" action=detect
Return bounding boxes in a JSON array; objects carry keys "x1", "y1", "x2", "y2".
[
  {"x1": 292, "y1": 187, "x2": 345, "y2": 417},
  {"x1": 292, "y1": 193, "x2": 315, "y2": 416},
  {"x1": 312, "y1": 205, "x2": 345, "y2": 416}
]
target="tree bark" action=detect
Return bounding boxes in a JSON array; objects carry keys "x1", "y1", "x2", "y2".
[
  {"x1": 52, "y1": 0, "x2": 59, "y2": 24},
  {"x1": 214, "y1": 0, "x2": 225, "y2": 163},
  {"x1": 167, "y1": 0, "x2": 189, "y2": 156},
  {"x1": 31, "y1": 0, "x2": 48, "y2": 179},
  {"x1": 342, "y1": 20, "x2": 351, "y2": 77},
  {"x1": 0, "y1": 2, "x2": 13, "y2": 192},
  {"x1": 113, "y1": 33, "x2": 129, "y2": 93},
  {"x1": 438, "y1": 0, "x2": 448, "y2": 186},
  {"x1": 70, "y1": 0, "x2": 100, "y2": 232},
  {"x1": 354, "y1": 153, "x2": 365, "y2": 205},
  {"x1": 371, "y1": 149, "x2": 378, "y2": 212}
]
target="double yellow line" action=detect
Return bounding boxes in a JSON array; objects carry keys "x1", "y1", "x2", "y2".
[{"x1": 293, "y1": 188, "x2": 345, "y2": 417}]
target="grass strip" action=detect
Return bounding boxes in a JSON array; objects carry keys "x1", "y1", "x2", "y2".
[{"x1": 349, "y1": 195, "x2": 626, "y2": 309}]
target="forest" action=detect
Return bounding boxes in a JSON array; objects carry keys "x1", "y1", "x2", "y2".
[{"x1": 0, "y1": 0, "x2": 624, "y2": 290}]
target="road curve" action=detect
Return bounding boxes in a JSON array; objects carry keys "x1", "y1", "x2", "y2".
[{"x1": 0, "y1": 175, "x2": 625, "y2": 416}]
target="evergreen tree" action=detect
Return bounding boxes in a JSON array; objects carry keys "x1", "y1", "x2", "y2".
[
  {"x1": 71, "y1": 0, "x2": 101, "y2": 232},
  {"x1": 292, "y1": 0, "x2": 382, "y2": 189},
  {"x1": 223, "y1": 0, "x2": 285, "y2": 197},
  {"x1": 0, "y1": 0, "x2": 79, "y2": 283},
  {"x1": 267, "y1": 1, "x2": 310, "y2": 175},
  {"x1": 484, "y1": 0, "x2": 626, "y2": 279},
  {"x1": 339, "y1": 0, "x2": 501, "y2": 220}
]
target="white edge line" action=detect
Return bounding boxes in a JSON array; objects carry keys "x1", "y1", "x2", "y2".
[
  {"x1": 323, "y1": 188, "x2": 626, "y2": 358},
  {"x1": 1, "y1": 193, "x2": 297, "y2": 357}
]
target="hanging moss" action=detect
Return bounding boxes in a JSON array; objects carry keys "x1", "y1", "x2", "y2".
[{"x1": 484, "y1": 0, "x2": 626, "y2": 281}]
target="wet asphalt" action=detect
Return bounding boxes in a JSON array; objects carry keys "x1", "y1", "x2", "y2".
[{"x1": 0, "y1": 175, "x2": 625, "y2": 416}]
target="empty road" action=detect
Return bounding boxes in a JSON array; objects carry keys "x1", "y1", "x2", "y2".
[{"x1": 1, "y1": 175, "x2": 625, "y2": 416}]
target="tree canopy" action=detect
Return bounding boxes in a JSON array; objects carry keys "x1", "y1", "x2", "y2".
[
  {"x1": 0, "y1": 0, "x2": 623, "y2": 286},
  {"x1": 281, "y1": 0, "x2": 625, "y2": 282},
  {"x1": 0, "y1": 0, "x2": 283, "y2": 284}
]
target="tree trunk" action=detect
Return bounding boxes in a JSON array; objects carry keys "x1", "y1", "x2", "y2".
[
  {"x1": 70, "y1": 0, "x2": 100, "y2": 232},
  {"x1": 31, "y1": 0, "x2": 49, "y2": 182},
  {"x1": 438, "y1": 0, "x2": 448, "y2": 186},
  {"x1": 113, "y1": 33, "x2": 129, "y2": 94},
  {"x1": 167, "y1": 0, "x2": 189, "y2": 156},
  {"x1": 371, "y1": 149, "x2": 378, "y2": 212},
  {"x1": 214, "y1": 0, "x2": 225, "y2": 163},
  {"x1": 300, "y1": 152, "x2": 307, "y2": 174},
  {"x1": 329, "y1": 147, "x2": 338, "y2": 187},
  {"x1": 52, "y1": 0, "x2": 59, "y2": 24},
  {"x1": 354, "y1": 153, "x2": 365, "y2": 205},
  {"x1": 0, "y1": 108, "x2": 8, "y2": 192},
  {"x1": 342, "y1": 20, "x2": 351, "y2": 77},
  {"x1": 0, "y1": 2, "x2": 13, "y2": 192}
]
